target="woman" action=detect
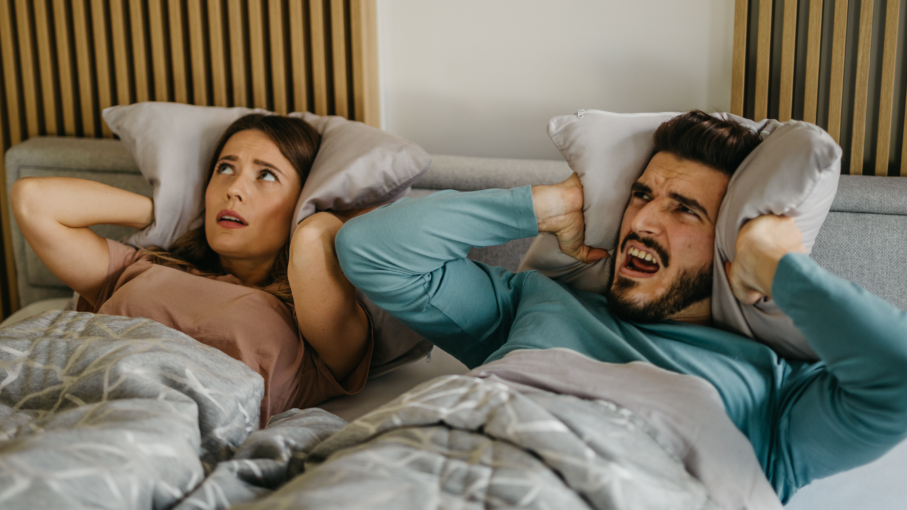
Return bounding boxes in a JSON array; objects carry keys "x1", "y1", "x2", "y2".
[{"x1": 10, "y1": 114, "x2": 373, "y2": 427}]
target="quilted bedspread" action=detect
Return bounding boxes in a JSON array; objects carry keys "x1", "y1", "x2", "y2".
[{"x1": 0, "y1": 311, "x2": 747, "y2": 509}]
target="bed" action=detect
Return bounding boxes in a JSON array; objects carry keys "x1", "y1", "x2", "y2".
[{"x1": 3, "y1": 137, "x2": 907, "y2": 509}]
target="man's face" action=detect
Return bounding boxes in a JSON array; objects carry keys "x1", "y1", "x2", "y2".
[{"x1": 606, "y1": 151, "x2": 730, "y2": 323}]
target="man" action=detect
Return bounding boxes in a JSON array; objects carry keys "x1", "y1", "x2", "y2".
[{"x1": 335, "y1": 111, "x2": 907, "y2": 503}]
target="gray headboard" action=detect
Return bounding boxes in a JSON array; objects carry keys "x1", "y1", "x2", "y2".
[{"x1": 5, "y1": 137, "x2": 907, "y2": 313}]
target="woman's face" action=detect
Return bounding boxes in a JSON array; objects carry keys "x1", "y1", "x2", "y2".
[{"x1": 204, "y1": 129, "x2": 302, "y2": 265}]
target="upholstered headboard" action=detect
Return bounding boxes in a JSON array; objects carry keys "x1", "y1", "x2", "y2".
[{"x1": 5, "y1": 136, "x2": 907, "y2": 314}]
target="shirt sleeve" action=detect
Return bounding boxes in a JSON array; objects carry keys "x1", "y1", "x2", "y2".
[
  {"x1": 771, "y1": 253, "x2": 907, "y2": 501},
  {"x1": 76, "y1": 239, "x2": 144, "y2": 312},
  {"x1": 335, "y1": 187, "x2": 540, "y2": 368}
]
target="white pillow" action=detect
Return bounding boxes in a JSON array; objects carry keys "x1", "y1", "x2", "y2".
[
  {"x1": 519, "y1": 110, "x2": 841, "y2": 360},
  {"x1": 102, "y1": 101, "x2": 434, "y2": 374}
]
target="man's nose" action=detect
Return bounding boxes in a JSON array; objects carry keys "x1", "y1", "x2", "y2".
[{"x1": 629, "y1": 200, "x2": 664, "y2": 236}]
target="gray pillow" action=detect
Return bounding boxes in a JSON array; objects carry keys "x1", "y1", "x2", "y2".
[
  {"x1": 519, "y1": 110, "x2": 840, "y2": 360},
  {"x1": 102, "y1": 102, "x2": 434, "y2": 375}
]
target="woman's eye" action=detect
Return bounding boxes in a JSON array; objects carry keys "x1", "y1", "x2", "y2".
[
  {"x1": 216, "y1": 163, "x2": 234, "y2": 175},
  {"x1": 632, "y1": 191, "x2": 650, "y2": 200},
  {"x1": 260, "y1": 170, "x2": 277, "y2": 182}
]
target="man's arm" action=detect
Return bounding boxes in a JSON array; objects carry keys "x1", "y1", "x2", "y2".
[
  {"x1": 727, "y1": 215, "x2": 907, "y2": 499},
  {"x1": 335, "y1": 175, "x2": 605, "y2": 368}
]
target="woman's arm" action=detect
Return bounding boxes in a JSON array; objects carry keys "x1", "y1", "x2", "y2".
[
  {"x1": 289, "y1": 212, "x2": 371, "y2": 382},
  {"x1": 11, "y1": 177, "x2": 154, "y2": 306}
]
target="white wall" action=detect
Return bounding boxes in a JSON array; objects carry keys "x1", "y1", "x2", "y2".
[{"x1": 377, "y1": 0, "x2": 735, "y2": 161}]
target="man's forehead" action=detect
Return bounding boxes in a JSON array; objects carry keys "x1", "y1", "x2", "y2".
[{"x1": 637, "y1": 152, "x2": 729, "y2": 210}]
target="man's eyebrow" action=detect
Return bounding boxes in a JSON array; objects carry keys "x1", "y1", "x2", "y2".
[
  {"x1": 669, "y1": 192, "x2": 710, "y2": 220},
  {"x1": 630, "y1": 182, "x2": 652, "y2": 195}
]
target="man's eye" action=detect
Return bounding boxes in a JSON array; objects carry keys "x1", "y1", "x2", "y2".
[
  {"x1": 216, "y1": 163, "x2": 234, "y2": 175},
  {"x1": 260, "y1": 170, "x2": 277, "y2": 182}
]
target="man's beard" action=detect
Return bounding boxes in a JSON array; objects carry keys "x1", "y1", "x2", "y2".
[{"x1": 605, "y1": 254, "x2": 713, "y2": 323}]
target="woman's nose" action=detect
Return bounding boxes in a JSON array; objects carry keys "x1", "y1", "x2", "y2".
[{"x1": 226, "y1": 179, "x2": 247, "y2": 202}]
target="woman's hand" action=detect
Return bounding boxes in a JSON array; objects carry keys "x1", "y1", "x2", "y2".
[
  {"x1": 288, "y1": 212, "x2": 371, "y2": 382},
  {"x1": 11, "y1": 177, "x2": 154, "y2": 305},
  {"x1": 531, "y1": 173, "x2": 609, "y2": 264},
  {"x1": 726, "y1": 214, "x2": 807, "y2": 305}
]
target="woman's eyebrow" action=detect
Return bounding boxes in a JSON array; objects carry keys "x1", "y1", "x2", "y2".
[{"x1": 253, "y1": 159, "x2": 287, "y2": 177}]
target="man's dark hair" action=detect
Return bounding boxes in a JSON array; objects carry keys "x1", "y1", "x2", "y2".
[{"x1": 652, "y1": 110, "x2": 763, "y2": 176}]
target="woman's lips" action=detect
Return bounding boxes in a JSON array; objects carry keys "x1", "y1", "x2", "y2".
[{"x1": 216, "y1": 209, "x2": 247, "y2": 229}]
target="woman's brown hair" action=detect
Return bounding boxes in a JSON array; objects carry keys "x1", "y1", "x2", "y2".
[{"x1": 144, "y1": 114, "x2": 321, "y2": 305}]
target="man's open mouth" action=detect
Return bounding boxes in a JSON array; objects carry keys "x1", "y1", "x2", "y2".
[{"x1": 623, "y1": 246, "x2": 660, "y2": 274}]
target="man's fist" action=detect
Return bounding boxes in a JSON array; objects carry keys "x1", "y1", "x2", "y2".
[
  {"x1": 726, "y1": 214, "x2": 807, "y2": 305},
  {"x1": 531, "y1": 174, "x2": 609, "y2": 264}
]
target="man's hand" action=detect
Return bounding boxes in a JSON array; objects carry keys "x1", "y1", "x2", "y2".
[
  {"x1": 531, "y1": 173, "x2": 609, "y2": 264},
  {"x1": 726, "y1": 215, "x2": 807, "y2": 305}
]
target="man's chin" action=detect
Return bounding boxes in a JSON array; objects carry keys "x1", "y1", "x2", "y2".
[{"x1": 605, "y1": 265, "x2": 713, "y2": 323}]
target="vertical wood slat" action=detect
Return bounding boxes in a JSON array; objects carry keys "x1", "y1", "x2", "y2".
[
  {"x1": 827, "y1": 0, "x2": 849, "y2": 143},
  {"x1": 53, "y1": 0, "x2": 77, "y2": 135},
  {"x1": 109, "y1": 0, "x2": 132, "y2": 105},
  {"x1": 731, "y1": 0, "x2": 748, "y2": 117},
  {"x1": 129, "y1": 0, "x2": 149, "y2": 102},
  {"x1": 876, "y1": 0, "x2": 900, "y2": 177},
  {"x1": 248, "y1": 0, "x2": 267, "y2": 109},
  {"x1": 91, "y1": 0, "x2": 114, "y2": 135},
  {"x1": 849, "y1": 0, "x2": 874, "y2": 175},
  {"x1": 778, "y1": 0, "x2": 798, "y2": 122},
  {"x1": 148, "y1": 0, "x2": 169, "y2": 101},
  {"x1": 0, "y1": 0, "x2": 19, "y2": 313},
  {"x1": 309, "y1": 0, "x2": 329, "y2": 115},
  {"x1": 16, "y1": 0, "x2": 41, "y2": 137},
  {"x1": 803, "y1": 0, "x2": 823, "y2": 123},
  {"x1": 168, "y1": 0, "x2": 187, "y2": 104},
  {"x1": 227, "y1": 0, "x2": 247, "y2": 106},
  {"x1": 208, "y1": 0, "x2": 227, "y2": 106},
  {"x1": 72, "y1": 0, "x2": 96, "y2": 137},
  {"x1": 350, "y1": 0, "x2": 379, "y2": 126},
  {"x1": 754, "y1": 0, "x2": 773, "y2": 121},
  {"x1": 1, "y1": 0, "x2": 23, "y2": 144},
  {"x1": 330, "y1": 0, "x2": 349, "y2": 118},
  {"x1": 33, "y1": 0, "x2": 58, "y2": 135},
  {"x1": 289, "y1": 0, "x2": 308, "y2": 113},
  {"x1": 187, "y1": 0, "x2": 207, "y2": 105},
  {"x1": 269, "y1": 0, "x2": 287, "y2": 114}
]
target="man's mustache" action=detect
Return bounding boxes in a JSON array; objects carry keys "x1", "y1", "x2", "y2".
[{"x1": 619, "y1": 232, "x2": 670, "y2": 268}]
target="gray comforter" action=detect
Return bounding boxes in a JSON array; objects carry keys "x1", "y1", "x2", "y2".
[{"x1": 0, "y1": 311, "x2": 776, "y2": 509}]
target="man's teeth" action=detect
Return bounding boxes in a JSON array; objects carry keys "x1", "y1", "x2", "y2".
[{"x1": 628, "y1": 247, "x2": 656, "y2": 264}]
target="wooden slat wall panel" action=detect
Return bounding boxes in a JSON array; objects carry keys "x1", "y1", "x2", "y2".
[
  {"x1": 778, "y1": 0, "x2": 798, "y2": 122},
  {"x1": 187, "y1": 0, "x2": 207, "y2": 105},
  {"x1": 16, "y1": 0, "x2": 41, "y2": 137},
  {"x1": 731, "y1": 0, "x2": 748, "y2": 117},
  {"x1": 803, "y1": 0, "x2": 823, "y2": 123},
  {"x1": 169, "y1": 0, "x2": 188, "y2": 104},
  {"x1": 53, "y1": 0, "x2": 77, "y2": 135},
  {"x1": 876, "y1": 0, "x2": 899, "y2": 176},
  {"x1": 849, "y1": 0, "x2": 874, "y2": 176},
  {"x1": 91, "y1": 0, "x2": 114, "y2": 136},
  {"x1": 733, "y1": 0, "x2": 907, "y2": 177},
  {"x1": 72, "y1": 0, "x2": 96, "y2": 137},
  {"x1": 309, "y1": 0, "x2": 329, "y2": 115},
  {"x1": 754, "y1": 0, "x2": 773, "y2": 121},
  {"x1": 269, "y1": 0, "x2": 288, "y2": 114},
  {"x1": 0, "y1": 0, "x2": 381, "y2": 317},
  {"x1": 827, "y1": 0, "x2": 849, "y2": 143}
]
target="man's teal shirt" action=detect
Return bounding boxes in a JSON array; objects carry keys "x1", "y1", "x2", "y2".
[{"x1": 336, "y1": 186, "x2": 907, "y2": 502}]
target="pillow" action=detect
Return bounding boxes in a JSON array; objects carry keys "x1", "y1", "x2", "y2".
[
  {"x1": 102, "y1": 101, "x2": 434, "y2": 375},
  {"x1": 519, "y1": 110, "x2": 841, "y2": 360}
]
